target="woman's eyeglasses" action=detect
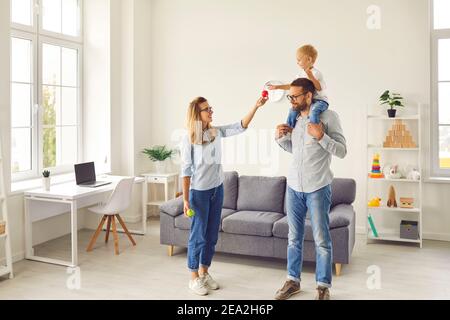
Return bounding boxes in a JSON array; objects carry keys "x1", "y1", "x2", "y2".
[
  {"x1": 200, "y1": 107, "x2": 213, "y2": 113},
  {"x1": 286, "y1": 93, "x2": 307, "y2": 102}
]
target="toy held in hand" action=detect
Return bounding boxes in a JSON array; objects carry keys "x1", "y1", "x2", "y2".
[
  {"x1": 187, "y1": 209, "x2": 196, "y2": 218},
  {"x1": 262, "y1": 90, "x2": 269, "y2": 98}
]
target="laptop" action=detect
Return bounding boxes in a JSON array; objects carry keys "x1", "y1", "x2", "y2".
[{"x1": 74, "y1": 162, "x2": 111, "y2": 188}]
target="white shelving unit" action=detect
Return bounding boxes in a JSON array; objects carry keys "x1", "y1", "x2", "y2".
[
  {"x1": 366, "y1": 105, "x2": 423, "y2": 248},
  {"x1": 0, "y1": 135, "x2": 13, "y2": 278}
]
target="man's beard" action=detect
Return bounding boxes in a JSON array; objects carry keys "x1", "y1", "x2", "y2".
[{"x1": 293, "y1": 101, "x2": 309, "y2": 113}]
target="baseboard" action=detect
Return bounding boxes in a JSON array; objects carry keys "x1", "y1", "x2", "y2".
[
  {"x1": 0, "y1": 251, "x2": 25, "y2": 265},
  {"x1": 423, "y1": 232, "x2": 450, "y2": 242},
  {"x1": 122, "y1": 212, "x2": 159, "y2": 224},
  {"x1": 356, "y1": 226, "x2": 366, "y2": 235}
]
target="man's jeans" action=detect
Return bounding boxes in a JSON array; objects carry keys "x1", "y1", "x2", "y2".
[
  {"x1": 187, "y1": 184, "x2": 224, "y2": 272},
  {"x1": 286, "y1": 185, "x2": 333, "y2": 288},
  {"x1": 287, "y1": 99, "x2": 329, "y2": 127}
]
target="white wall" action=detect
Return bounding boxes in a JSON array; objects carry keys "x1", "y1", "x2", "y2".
[
  {"x1": 133, "y1": 0, "x2": 153, "y2": 176},
  {"x1": 149, "y1": 0, "x2": 450, "y2": 240},
  {"x1": 84, "y1": 0, "x2": 111, "y2": 174},
  {"x1": 110, "y1": 0, "x2": 153, "y2": 177}
]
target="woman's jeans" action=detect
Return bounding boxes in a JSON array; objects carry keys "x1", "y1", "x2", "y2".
[
  {"x1": 286, "y1": 185, "x2": 333, "y2": 288},
  {"x1": 187, "y1": 184, "x2": 224, "y2": 272}
]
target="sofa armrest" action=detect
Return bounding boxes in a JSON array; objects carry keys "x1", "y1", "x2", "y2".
[
  {"x1": 329, "y1": 204, "x2": 355, "y2": 229},
  {"x1": 330, "y1": 204, "x2": 356, "y2": 264},
  {"x1": 160, "y1": 196, "x2": 184, "y2": 217}
]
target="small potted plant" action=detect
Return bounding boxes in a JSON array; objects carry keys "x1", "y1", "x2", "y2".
[
  {"x1": 142, "y1": 145, "x2": 174, "y2": 173},
  {"x1": 42, "y1": 170, "x2": 51, "y2": 191},
  {"x1": 379, "y1": 90, "x2": 404, "y2": 118}
]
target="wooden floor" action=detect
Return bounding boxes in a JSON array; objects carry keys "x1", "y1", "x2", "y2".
[{"x1": 1, "y1": 218, "x2": 450, "y2": 300}]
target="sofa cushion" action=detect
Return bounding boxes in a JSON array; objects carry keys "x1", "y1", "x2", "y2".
[
  {"x1": 223, "y1": 171, "x2": 239, "y2": 210},
  {"x1": 222, "y1": 211, "x2": 285, "y2": 237},
  {"x1": 174, "y1": 208, "x2": 236, "y2": 230},
  {"x1": 237, "y1": 176, "x2": 286, "y2": 213},
  {"x1": 331, "y1": 178, "x2": 356, "y2": 207},
  {"x1": 160, "y1": 196, "x2": 183, "y2": 217},
  {"x1": 273, "y1": 204, "x2": 354, "y2": 240},
  {"x1": 282, "y1": 178, "x2": 357, "y2": 216},
  {"x1": 272, "y1": 217, "x2": 315, "y2": 241}
]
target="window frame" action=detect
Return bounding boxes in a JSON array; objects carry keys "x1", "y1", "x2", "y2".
[
  {"x1": 10, "y1": 0, "x2": 83, "y2": 182},
  {"x1": 10, "y1": 0, "x2": 37, "y2": 33},
  {"x1": 38, "y1": 0, "x2": 83, "y2": 44},
  {"x1": 38, "y1": 36, "x2": 83, "y2": 176},
  {"x1": 430, "y1": 0, "x2": 450, "y2": 179},
  {"x1": 10, "y1": 30, "x2": 38, "y2": 182}
]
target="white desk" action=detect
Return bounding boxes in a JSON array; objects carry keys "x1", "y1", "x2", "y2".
[{"x1": 24, "y1": 175, "x2": 145, "y2": 267}]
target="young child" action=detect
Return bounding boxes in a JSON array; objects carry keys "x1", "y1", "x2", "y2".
[{"x1": 270, "y1": 44, "x2": 328, "y2": 128}]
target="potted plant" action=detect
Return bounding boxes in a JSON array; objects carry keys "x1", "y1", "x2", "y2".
[
  {"x1": 142, "y1": 145, "x2": 174, "y2": 173},
  {"x1": 42, "y1": 170, "x2": 51, "y2": 191},
  {"x1": 379, "y1": 90, "x2": 404, "y2": 118}
]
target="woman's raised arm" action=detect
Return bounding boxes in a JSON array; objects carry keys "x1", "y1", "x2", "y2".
[{"x1": 241, "y1": 97, "x2": 267, "y2": 128}]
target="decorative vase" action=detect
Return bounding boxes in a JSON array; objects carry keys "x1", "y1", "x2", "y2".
[
  {"x1": 42, "y1": 177, "x2": 51, "y2": 191},
  {"x1": 387, "y1": 109, "x2": 397, "y2": 118},
  {"x1": 155, "y1": 160, "x2": 167, "y2": 174}
]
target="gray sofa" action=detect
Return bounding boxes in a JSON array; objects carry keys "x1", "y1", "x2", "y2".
[{"x1": 160, "y1": 172, "x2": 356, "y2": 276}]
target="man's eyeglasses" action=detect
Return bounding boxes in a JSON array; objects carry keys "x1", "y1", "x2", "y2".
[
  {"x1": 200, "y1": 106, "x2": 213, "y2": 113},
  {"x1": 286, "y1": 93, "x2": 307, "y2": 102}
]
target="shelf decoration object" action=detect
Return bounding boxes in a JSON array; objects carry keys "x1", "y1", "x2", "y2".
[
  {"x1": 385, "y1": 165, "x2": 402, "y2": 179},
  {"x1": 368, "y1": 215, "x2": 379, "y2": 237},
  {"x1": 387, "y1": 185, "x2": 398, "y2": 208},
  {"x1": 369, "y1": 154, "x2": 384, "y2": 178},
  {"x1": 383, "y1": 120, "x2": 417, "y2": 148},
  {"x1": 399, "y1": 197, "x2": 414, "y2": 209},
  {"x1": 407, "y1": 168, "x2": 421, "y2": 181},
  {"x1": 368, "y1": 197, "x2": 381, "y2": 207},
  {"x1": 379, "y1": 90, "x2": 404, "y2": 118}
]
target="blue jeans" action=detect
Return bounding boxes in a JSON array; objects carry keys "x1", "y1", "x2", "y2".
[
  {"x1": 187, "y1": 184, "x2": 224, "y2": 272},
  {"x1": 286, "y1": 185, "x2": 333, "y2": 288},
  {"x1": 287, "y1": 99, "x2": 329, "y2": 127}
]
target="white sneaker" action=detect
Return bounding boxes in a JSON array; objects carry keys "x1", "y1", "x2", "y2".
[
  {"x1": 189, "y1": 277, "x2": 208, "y2": 296},
  {"x1": 200, "y1": 273, "x2": 220, "y2": 290}
]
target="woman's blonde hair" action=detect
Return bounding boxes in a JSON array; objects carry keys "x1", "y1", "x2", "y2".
[{"x1": 187, "y1": 97, "x2": 214, "y2": 145}]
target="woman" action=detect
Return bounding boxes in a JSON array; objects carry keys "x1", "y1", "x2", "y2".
[{"x1": 180, "y1": 95, "x2": 267, "y2": 296}]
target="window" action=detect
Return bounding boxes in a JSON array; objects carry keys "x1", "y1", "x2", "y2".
[
  {"x1": 431, "y1": 0, "x2": 450, "y2": 177},
  {"x1": 10, "y1": 0, "x2": 82, "y2": 181},
  {"x1": 11, "y1": 0, "x2": 33, "y2": 27}
]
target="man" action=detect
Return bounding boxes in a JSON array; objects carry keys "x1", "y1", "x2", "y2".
[{"x1": 275, "y1": 78, "x2": 347, "y2": 300}]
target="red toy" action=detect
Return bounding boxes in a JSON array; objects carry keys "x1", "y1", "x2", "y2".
[{"x1": 262, "y1": 90, "x2": 269, "y2": 98}]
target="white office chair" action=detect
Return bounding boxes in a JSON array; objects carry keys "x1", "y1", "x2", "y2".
[{"x1": 86, "y1": 177, "x2": 136, "y2": 255}]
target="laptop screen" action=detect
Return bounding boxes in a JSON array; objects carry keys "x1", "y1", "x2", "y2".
[{"x1": 74, "y1": 162, "x2": 96, "y2": 185}]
